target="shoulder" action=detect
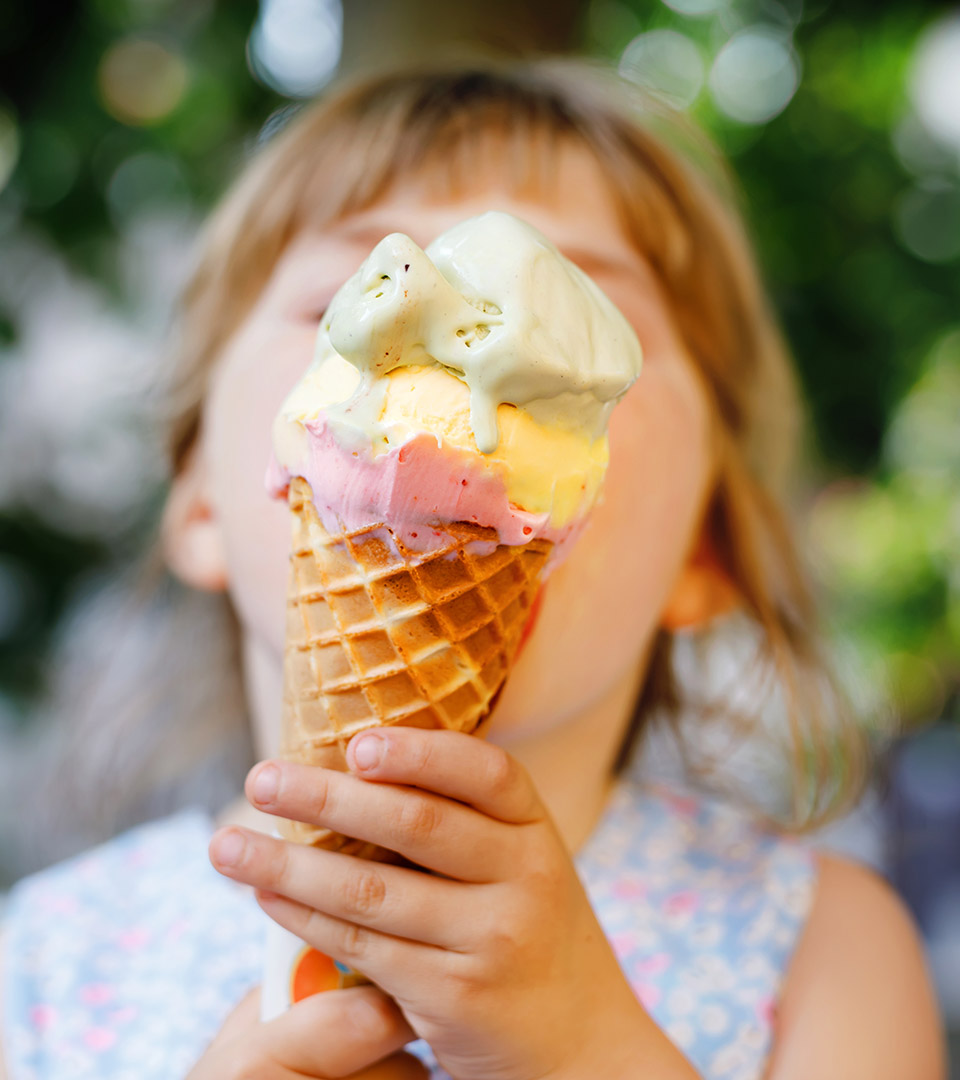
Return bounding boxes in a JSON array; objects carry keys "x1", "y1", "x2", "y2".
[{"x1": 770, "y1": 853, "x2": 946, "y2": 1080}]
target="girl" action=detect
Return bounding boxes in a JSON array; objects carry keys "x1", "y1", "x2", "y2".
[{"x1": 0, "y1": 61, "x2": 944, "y2": 1080}]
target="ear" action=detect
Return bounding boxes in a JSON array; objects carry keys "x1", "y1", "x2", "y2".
[
  {"x1": 660, "y1": 531, "x2": 741, "y2": 632},
  {"x1": 161, "y1": 446, "x2": 228, "y2": 593}
]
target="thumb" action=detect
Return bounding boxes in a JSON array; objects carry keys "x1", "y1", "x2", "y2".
[
  {"x1": 209, "y1": 987, "x2": 261, "y2": 1050},
  {"x1": 259, "y1": 985, "x2": 417, "y2": 1076}
]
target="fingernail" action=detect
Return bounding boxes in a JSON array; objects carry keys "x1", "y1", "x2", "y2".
[
  {"x1": 213, "y1": 830, "x2": 246, "y2": 868},
  {"x1": 251, "y1": 763, "x2": 280, "y2": 805},
  {"x1": 352, "y1": 734, "x2": 383, "y2": 771}
]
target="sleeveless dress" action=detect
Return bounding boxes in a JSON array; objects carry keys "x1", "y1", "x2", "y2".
[{"x1": 2, "y1": 779, "x2": 816, "y2": 1080}]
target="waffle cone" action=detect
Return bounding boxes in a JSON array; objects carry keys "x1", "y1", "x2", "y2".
[{"x1": 279, "y1": 476, "x2": 551, "y2": 856}]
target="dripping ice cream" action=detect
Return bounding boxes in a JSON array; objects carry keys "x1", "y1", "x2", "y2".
[{"x1": 268, "y1": 210, "x2": 643, "y2": 560}]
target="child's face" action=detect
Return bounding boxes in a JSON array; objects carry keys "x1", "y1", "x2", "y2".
[{"x1": 197, "y1": 139, "x2": 714, "y2": 749}]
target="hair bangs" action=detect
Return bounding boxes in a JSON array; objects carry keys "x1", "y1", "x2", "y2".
[{"x1": 289, "y1": 70, "x2": 582, "y2": 232}]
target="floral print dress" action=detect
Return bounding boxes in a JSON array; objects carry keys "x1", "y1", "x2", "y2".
[{"x1": 2, "y1": 779, "x2": 815, "y2": 1080}]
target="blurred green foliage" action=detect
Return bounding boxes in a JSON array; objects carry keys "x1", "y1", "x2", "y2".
[
  {"x1": 0, "y1": 0, "x2": 273, "y2": 710},
  {"x1": 587, "y1": 1, "x2": 959, "y2": 469},
  {"x1": 0, "y1": 0, "x2": 957, "y2": 728},
  {"x1": 584, "y1": 0, "x2": 960, "y2": 726},
  {"x1": 1, "y1": 0, "x2": 270, "y2": 292}
]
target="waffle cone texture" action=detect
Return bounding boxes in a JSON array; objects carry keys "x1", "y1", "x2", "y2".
[{"x1": 280, "y1": 477, "x2": 551, "y2": 855}]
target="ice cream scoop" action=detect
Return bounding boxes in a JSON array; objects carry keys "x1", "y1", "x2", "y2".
[{"x1": 269, "y1": 210, "x2": 642, "y2": 556}]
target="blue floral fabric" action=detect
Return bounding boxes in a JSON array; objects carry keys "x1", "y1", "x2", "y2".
[{"x1": 2, "y1": 781, "x2": 815, "y2": 1080}]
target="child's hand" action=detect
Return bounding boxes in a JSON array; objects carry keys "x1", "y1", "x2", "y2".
[
  {"x1": 210, "y1": 729, "x2": 697, "y2": 1080},
  {"x1": 186, "y1": 984, "x2": 427, "y2": 1079}
]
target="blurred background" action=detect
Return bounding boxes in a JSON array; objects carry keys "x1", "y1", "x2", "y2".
[{"x1": 0, "y1": 0, "x2": 958, "y2": 1069}]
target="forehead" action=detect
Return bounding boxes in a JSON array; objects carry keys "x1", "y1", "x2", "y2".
[{"x1": 292, "y1": 138, "x2": 648, "y2": 283}]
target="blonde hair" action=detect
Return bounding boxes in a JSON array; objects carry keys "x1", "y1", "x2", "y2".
[{"x1": 46, "y1": 59, "x2": 865, "y2": 851}]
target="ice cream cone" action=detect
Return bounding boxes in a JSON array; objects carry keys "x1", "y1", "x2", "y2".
[
  {"x1": 263, "y1": 213, "x2": 642, "y2": 1016},
  {"x1": 279, "y1": 476, "x2": 551, "y2": 856}
]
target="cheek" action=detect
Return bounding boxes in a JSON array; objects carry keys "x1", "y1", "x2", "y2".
[
  {"x1": 488, "y1": 360, "x2": 713, "y2": 738},
  {"x1": 204, "y1": 324, "x2": 316, "y2": 655}
]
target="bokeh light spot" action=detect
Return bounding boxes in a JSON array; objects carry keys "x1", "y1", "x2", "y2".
[
  {"x1": 892, "y1": 113, "x2": 957, "y2": 179},
  {"x1": 894, "y1": 180, "x2": 960, "y2": 264},
  {"x1": 709, "y1": 27, "x2": 799, "y2": 125},
  {"x1": 620, "y1": 30, "x2": 705, "y2": 109},
  {"x1": 807, "y1": 480, "x2": 938, "y2": 600},
  {"x1": 909, "y1": 13, "x2": 960, "y2": 154},
  {"x1": 884, "y1": 330, "x2": 960, "y2": 480},
  {"x1": 98, "y1": 38, "x2": 189, "y2": 126},
  {"x1": 660, "y1": 0, "x2": 726, "y2": 16},
  {"x1": 107, "y1": 152, "x2": 189, "y2": 228},
  {"x1": 248, "y1": 0, "x2": 342, "y2": 98}
]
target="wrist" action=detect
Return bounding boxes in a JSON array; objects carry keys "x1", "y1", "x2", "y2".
[{"x1": 554, "y1": 1004, "x2": 701, "y2": 1080}]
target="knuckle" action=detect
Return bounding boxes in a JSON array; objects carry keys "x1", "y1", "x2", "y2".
[
  {"x1": 411, "y1": 734, "x2": 435, "y2": 776},
  {"x1": 267, "y1": 837, "x2": 294, "y2": 892},
  {"x1": 343, "y1": 866, "x2": 387, "y2": 918},
  {"x1": 486, "y1": 920, "x2": 525, "y2": 961},
  {"x1": 487, "y1": 748, "x2": 541, "y2": 821},
  {"x1": 337, "y1": 916, "x2": 371, "y2": 960},
  {"x1": 306, "y1": 770, "x2": 333, "y2": 821},
  {"x1": 473, "y1": 905, "x2": 526, "y2": 973},
  {"x1": 342, "y1": 989, "x2": 399, "y2": 1044},
  {"x1": 442, "y1": 954, "x2": 488, "y2": 1005},
  {"x1": 485, "y1": 746, "x2": 519, "y2": 799},
  {"x1": 398, "y1": 795, "x2": 441, "y2": 843},
  {"x1": 301, "y1": 906, "x2": 330, "y2": 945}
]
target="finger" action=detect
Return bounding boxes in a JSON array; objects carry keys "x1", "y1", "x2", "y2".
[
  {"x1": 256, "y1": 890, "x2": 454, "y2": 1000},
  {"x1": 209, "y1": 827, "x2": 476, "y2": 947},
  {"x1": 243, "y1": 762, "x2": 524, "y2": 880},
  {"x1": 353, "y1": 1051, "x2": 429, "y2": 1079},
  {"x1": 346, "y1": 727, "x2": 544, "y2": 823},
  {"x1": 207, "y1": 987, "x2": 260, "y2": 1052},
  {"x1": 258, "y1": 984, "x2": 416, "y2": 1077}
]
